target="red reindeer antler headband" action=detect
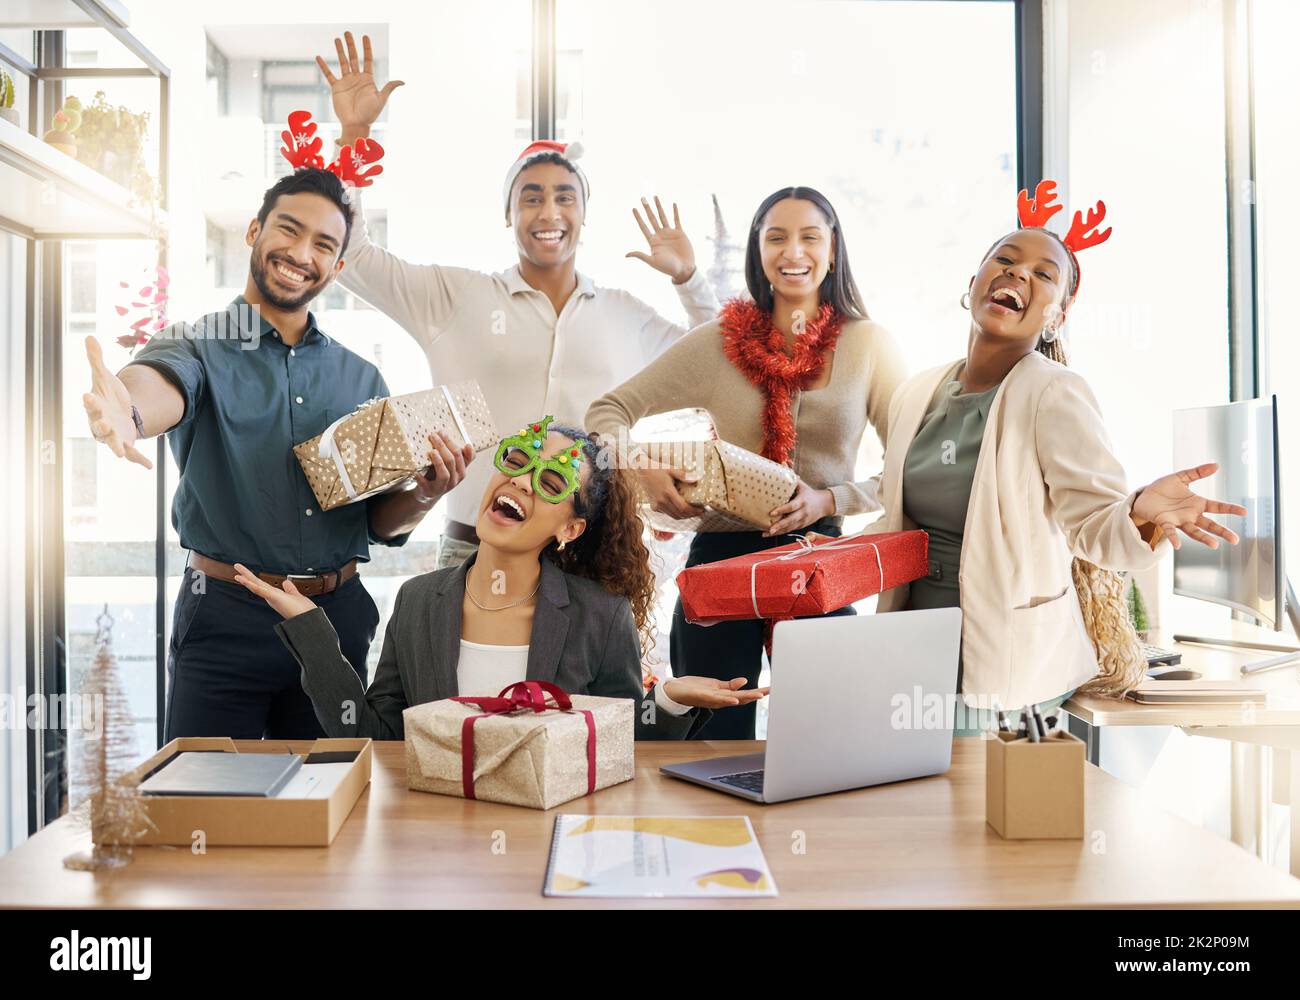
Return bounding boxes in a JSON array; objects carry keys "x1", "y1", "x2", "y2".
[
  {"x1": 1016, "y1": 179, "x2": 1111, "y2": 294},
  {"x1": 280, "y1": 110, "x2": 385, "y2": 189}
]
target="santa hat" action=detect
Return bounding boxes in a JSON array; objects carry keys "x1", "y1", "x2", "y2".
[{"x1": 502, "y1": 139, "x2": 588, "y2": 220}]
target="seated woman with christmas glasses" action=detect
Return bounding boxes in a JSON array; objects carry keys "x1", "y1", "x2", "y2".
[
  {"x1": 828, "y1": 181, "x2": 1247, "y2": 736},
  {"x1": 234, "y1": 418, "x2": 764, "y2": 739}
]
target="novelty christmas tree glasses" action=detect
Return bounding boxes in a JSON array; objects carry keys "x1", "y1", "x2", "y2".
[{"x1": 494, "y1": 416, "x2": 584, "y2": 503}]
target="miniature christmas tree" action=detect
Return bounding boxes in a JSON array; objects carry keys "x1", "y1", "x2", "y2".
[
  {"x1": 1126, "y1": 578, "x2": 1150, "y2": 639},
  {"x1": 705, "y1": 193, "x2": 746, "y2": 302},
  {"x1": 63, "y1": 606, "x2": 153, "y2": 871}
]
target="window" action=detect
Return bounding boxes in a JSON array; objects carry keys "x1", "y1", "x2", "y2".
[
  {"x1": 1252, "y1": 0, "x2": 1300, "y2": 598},
  {"x1": 555, "y1": 0, "x2": 1020, "y2": 382}
]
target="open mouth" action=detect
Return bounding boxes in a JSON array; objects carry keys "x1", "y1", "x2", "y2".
[
  {"x1": 778, "y1": 266, "x2": 812, "y2": 279},
  {"x1": 488, "y1": 492, "x2": 528, "y2": 525},
  {"x1": 531, "y1": 229, "x2": 566, "y2": 247},
  {"x1": 988, "y1": 286, "x2": 1025, "y2": 314},
  {"x1": 271, "y1": 258, "x2": 313, "y2": 286}
]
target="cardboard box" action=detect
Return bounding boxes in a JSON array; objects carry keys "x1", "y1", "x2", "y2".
[
  {"x1": 116, "y1": 737, "x2": 372, "y2": 847},
  {"x1": 985, "y1": 730, "x2": 1084, "y2": 839}
]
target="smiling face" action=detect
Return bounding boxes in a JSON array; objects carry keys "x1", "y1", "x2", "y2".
[
  {"x1": 970, "y1": 228, "x2": 1075, "y2": 344},
  {"x1": 757, "y1": 198, "x2": 834, "y2": 303},
  {"x1": 510, "y1": 160, "x2": 584, "y2": 269},
  {"x1": 245, "y1": 191, "x2": 346, "y2": 310},
  {"x1": 476, "y1": 431, "x2": 590, "y2": 554}
]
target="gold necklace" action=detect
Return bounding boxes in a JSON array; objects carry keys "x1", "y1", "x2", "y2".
[{"x1": 464, "y1": 566, "x2": 541, "y2": 612}]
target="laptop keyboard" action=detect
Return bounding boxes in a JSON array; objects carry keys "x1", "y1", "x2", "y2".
[{"x1": 716, "y1": 769, "x2": 766, "y2": 793}]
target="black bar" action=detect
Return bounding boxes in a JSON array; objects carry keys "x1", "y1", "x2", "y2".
[
  {"x1": 23, "y1": 238, "x2": 39, "y2": 837},
  {"x1": 1223, "y1": 0, "x2": 1258, "y2": 402},
  {"x1": 1014, "y1": 0, "x2": 1045, "y2": 193},
  {"x1": 532, "y1": 0, "x2": 556, "y2": 140}
]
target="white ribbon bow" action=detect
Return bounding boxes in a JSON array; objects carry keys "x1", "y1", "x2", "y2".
[{"x1": 749, "y1": 531, "x2": 884, "y2": 619}]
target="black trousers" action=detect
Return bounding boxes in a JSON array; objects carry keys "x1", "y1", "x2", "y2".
[
  {"x1": 670, "y1": 518, "x2": 855, "y2": 740},
  {"x1": 164, "y1": 566, "x2": 379, "y2": 741}
]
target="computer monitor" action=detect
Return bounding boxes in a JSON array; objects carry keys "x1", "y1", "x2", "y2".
[{"x1": 1171, "y1": 396, "x2": 1284, "y2": 630}]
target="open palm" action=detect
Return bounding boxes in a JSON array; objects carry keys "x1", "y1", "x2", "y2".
[
  {"x1": 627, "y1": 195, "x2": 696, "y2": 283},
  {"x1": 315, "y1": 31, "x2": 403, "y2": 130},
  {"x1": 1132, "y1": 462, "x2": 1247, "y2": 549}
]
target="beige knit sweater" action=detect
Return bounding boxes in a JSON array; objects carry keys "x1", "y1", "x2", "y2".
[{"x1": 584, "y1": 316, "x2": 907, "y2": 517}]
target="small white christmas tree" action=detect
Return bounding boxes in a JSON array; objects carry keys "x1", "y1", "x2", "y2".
[{"x1": 63, "y1": 605, "x2": 154, "y2": 871}]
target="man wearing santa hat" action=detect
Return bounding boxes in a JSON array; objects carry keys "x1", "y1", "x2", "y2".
[{"x1": 316, "y1": 32, "x2": 718, "y2": 569}]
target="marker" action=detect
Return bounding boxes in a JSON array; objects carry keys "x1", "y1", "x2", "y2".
[
  {"x1": 1031, "y1": 704, "x2": 1049, "y2": 740},
  {"x1": 1024, "y1": 703, "x2": 1041, "y2": 743}
]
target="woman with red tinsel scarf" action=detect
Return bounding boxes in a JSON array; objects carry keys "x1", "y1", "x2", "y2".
[{"x1": 586, "y1": 187, "x2": 907, "y2": 739}]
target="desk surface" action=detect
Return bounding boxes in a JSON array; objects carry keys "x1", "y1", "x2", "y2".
[
  {"x1": 1065, "y1": 622, "x2": 1300, "y2": 729},
  {"x1": 2, "y1": 739, "x2": 1297, "y2": 909}
]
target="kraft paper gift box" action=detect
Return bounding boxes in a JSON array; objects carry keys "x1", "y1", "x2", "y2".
[
  {"x1": 676, "y1": 529, "x2": 930, "y2": 625},
  {"x1": 985, "y1": 730, "x2": 1085, "y2": 839},
  {"x1": 632, "y1": 437, "x2": 799, "y2": 533},
  {"x1": 403, "y1": 683, "x2": 635, "y2": 810},
  {"x1": 295, "y1": 380, "x2": 498, "y2": 511}
]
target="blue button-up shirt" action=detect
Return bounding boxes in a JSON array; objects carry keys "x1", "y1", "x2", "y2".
[{"x1": 133, "y1": 296, "x2": 409, "y2": 573}]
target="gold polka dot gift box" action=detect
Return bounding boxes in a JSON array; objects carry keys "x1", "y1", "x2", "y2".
[
  {"x1": 294, "y1": 381, "x2": 498, "y2": 511},
  {"x1": 632, "y1": 437, "x2": 799, "y2": 533}
]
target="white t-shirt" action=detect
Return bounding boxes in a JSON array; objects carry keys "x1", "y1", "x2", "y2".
[{"x1": 457, "y1": 639, "x2": 690, "y2": 716}]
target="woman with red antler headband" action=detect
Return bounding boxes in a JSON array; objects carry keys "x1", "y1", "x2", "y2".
[{"x1": 846, "y1": 181, "x2": 1246, "y2": 733}]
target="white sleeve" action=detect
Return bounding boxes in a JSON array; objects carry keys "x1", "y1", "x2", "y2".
[{"x1": 652, "y1": 681, "x2": 692, "y2": 717}]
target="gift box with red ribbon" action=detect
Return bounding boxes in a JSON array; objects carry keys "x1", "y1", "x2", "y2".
[
  {"x1": 676, "y1": 530, "x2": 930, "y2": 626},
  {"x1": 402, "y1": 681, "x2": 634, "y2": 810}
]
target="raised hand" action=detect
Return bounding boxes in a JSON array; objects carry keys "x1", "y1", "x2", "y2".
[
  {"x1": 1131, "y1": 462, "x2": 1247, "y2": 550},
  {"x1": 82, "y1": 336, "x2": 152, "y2": 468},
  {"x1": 232, "y1": 563, "x2": 317, "y2": 620},
  {"x1": 661, "y1": 675, "x2": 770, "y2": 709},
  {"x1": 626, "y1": 196, "x2": 697, "y2": 283},
  {"x1": 315, "y1": 31, "x2": 404, "y2": 134}
]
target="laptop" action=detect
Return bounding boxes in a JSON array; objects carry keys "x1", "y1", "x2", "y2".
[{"x1": 660, "y1": 608, "x2": 963, "y2": 803}]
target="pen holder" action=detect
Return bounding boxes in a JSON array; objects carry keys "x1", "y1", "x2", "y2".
[{"x1": 985, "y1": 730, "x2": 1084, "y2": 839}]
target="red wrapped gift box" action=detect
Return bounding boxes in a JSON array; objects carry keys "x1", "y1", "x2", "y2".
[{"x1": 676, "y1": 530, "x2": 930, "y2": 626}]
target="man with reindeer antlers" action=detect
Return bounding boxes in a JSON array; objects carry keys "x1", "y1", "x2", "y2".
[
  {"x1": 81, "y1": 153, "x2": 472, "y2": 740},
  {"x1": 314, "y1": 31, "x2": 720, "y2": 570}
]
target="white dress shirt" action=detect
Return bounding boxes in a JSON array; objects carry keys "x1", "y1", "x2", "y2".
[
  {"x1": 340, "y1": 198, "x2": 720, "y2": 527},
  {"x1": 457, "y1": 639, "x2": 690, "y2": 715}
]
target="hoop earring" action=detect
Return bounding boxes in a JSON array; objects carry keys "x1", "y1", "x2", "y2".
[
  {"x1": 828, "y1": 259, "x2": 835, "y2": 273},
  {"x1": 1041, "y1": 326, "x2": 1058, "y2": 344},
  {"x1": 959, "y1": 291, "x2": 971, "y2": 310}
]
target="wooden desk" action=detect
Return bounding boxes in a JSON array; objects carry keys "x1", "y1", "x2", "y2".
[
  {"x1": 1063, "y1": 621, "x2": 1300, "y2": 874},
  {"x1": 1, "y1": 739, "x2": 1297, "y2": 909}
]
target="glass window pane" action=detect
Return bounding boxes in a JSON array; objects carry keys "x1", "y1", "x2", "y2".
[
  {"x1": 64, "y1": 240, "x2": 162, "y2": 767},
  {"x1": 1253, "y1": 0, "x2": 1300, "y2": 598}
]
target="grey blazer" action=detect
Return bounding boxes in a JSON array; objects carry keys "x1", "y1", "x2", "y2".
[{"x1": 274, "y1": 553, "x2": 709, "y2": 741}]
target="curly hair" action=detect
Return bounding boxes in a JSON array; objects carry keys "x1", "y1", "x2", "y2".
[
  {"x1": 543, "y1": 425, "x2": 658, "y2": 670},
  {"x1": 988, "y1": 227, "x2": 1147, "y2": 697}
]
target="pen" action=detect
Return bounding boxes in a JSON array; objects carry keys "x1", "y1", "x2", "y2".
[
  {"x1": 993, "y1": 701, "x2": 1009, "y2": 732},
  {"x1": 1031, "y1": 704, "x2": 1048, "y2": 740}
]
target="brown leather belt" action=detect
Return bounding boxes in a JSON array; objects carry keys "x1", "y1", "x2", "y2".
[
  {"x1": 443, "y1": 519, "x2": 480, "y2": 546},
  {"x1": 189, "y1": 552, "x2": 358, "y2": 598}
]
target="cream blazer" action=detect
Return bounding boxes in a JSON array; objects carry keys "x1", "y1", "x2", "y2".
[{"x1": 869, "y1": 351, "x2": 1166, "y2": 709}]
